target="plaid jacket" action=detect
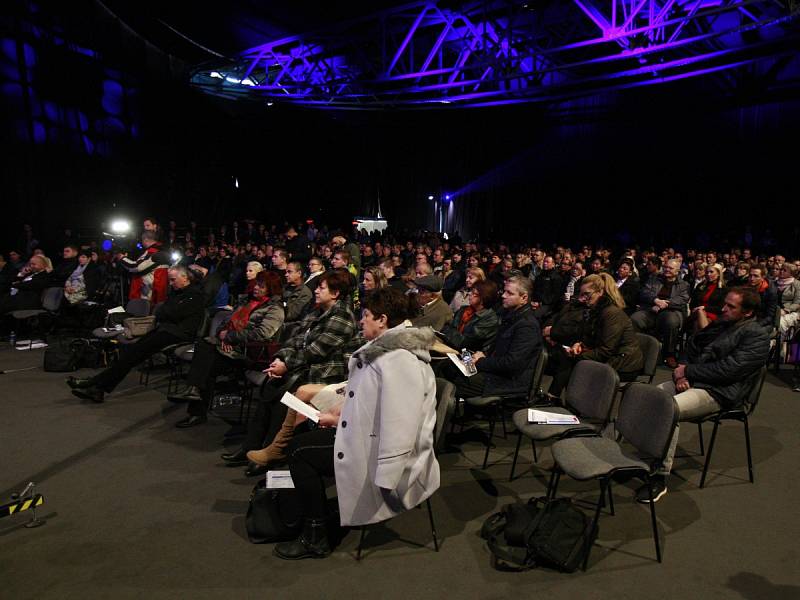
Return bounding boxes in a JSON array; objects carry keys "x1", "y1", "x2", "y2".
[{"x1": 275, "y1": 299, "x2": 358, "y2": 384}]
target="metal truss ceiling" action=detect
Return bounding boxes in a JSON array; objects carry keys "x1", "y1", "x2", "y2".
[{"x1": 190, "y1": 0, "x2": 800, "y2": 108}]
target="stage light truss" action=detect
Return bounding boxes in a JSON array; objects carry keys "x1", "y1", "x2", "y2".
[{"x1": 190, "y1": 0, "x2": 800, "y2": 108}]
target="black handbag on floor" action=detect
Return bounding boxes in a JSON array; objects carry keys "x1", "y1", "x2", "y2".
[{"x1": 245, "y1": 479, "x2": 303, "y2": 544}]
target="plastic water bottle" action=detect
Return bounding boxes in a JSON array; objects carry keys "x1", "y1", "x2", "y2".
[
  {"x1": 9, "y1": 331, "x2": 16, "y2": 348},
  {"x1": 461, "y1": 348, "x2": 477, "y2": 375}
]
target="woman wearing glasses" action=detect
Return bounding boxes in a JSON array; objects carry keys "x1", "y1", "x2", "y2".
[{"x1": 544, "y1": 273, "x2": 643, "y2": 399}]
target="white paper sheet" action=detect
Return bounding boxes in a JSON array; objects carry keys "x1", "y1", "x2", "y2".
[
  {"x1": 280, "y1": 391, "x2": 321, "y2": 423},
  {"x1": 527, "y1": 409, "x2": 580, "y2": 425},
  {"x1": 266, "y1": 470, "x2": 295, "y2": 489}
]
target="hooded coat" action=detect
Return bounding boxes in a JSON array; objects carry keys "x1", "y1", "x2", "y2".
[{"x1": 334, "y1": 324, "x2": 440, "y2": 526}]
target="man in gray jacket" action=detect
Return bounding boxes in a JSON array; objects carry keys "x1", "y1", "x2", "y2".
[
  {"x1": 631, "y1": 258, "x2": 690, "y2": 368},
  {"x1": 638, "y1": 286, "x2": 769, "y2": 503}
]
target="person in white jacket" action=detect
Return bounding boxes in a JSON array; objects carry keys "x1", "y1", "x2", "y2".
[{"x1": 274, "y1": 287, "x2": 440, "y2": 560}]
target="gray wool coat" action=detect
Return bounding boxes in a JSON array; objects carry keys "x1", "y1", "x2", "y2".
[{"x1": 334, "y1": 324, "x2": 440, "y2": 526}]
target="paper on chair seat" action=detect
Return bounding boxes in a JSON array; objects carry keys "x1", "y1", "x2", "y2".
[
  {"x1": 280, "y1": 391, "x2": 321, "y2": 423},
  {"x1": 266, "y1": 470, "x2": 295, "y2": 489},
  {"x1": 528, "y1": 409, "x2": 580, "y2": 425},
  {"x1": 107, "y1": 306, "x2": 126, "y2": 314}
]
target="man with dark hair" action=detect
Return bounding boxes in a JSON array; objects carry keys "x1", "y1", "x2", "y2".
[
  {"x1": 284, "y1": 261, "x2": 313, "y2": 322},
  {"x1": 271, "y1": 248, "x2": 289, "y2": 279},
  {"x1": 285, "y1": 226, "x2": 311, "y2": 263},
  {"x1": 747, "y1": 264, "x2": 778, "y2": 331},
  {"x1": 379, "y1": 257, "x2": 406, "y2": 292},
  {"x1": 67, "y1": 265, "x2": 206, "y2": 403},
  {"x1": 51, "y1": 244, "x2": 80, "y2": 285},
  {"x1": 638, "y1": 286, "x2": 769, "y2": 503},
  {"x1": 531, "y1": 255, "x2": 562, "y2": 323}
]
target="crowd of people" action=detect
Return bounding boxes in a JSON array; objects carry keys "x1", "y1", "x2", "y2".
[{"x1": 2, "y1": 216, "x2": 797, "y2": 559}]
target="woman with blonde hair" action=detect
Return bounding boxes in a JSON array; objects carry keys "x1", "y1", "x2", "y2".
[
  {"x1": 690, "y1": 263, "x2": 726, "y2": 329},
  {"x1": 450, "y1": 266, "x2": 487, "y2": 311},
  {"x1": 545, "y1": 272, "x2": 643, "y2": 398}
]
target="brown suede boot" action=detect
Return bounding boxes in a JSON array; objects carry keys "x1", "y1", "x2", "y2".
[{"x1": 246, "y1": 409, "x2": 297, "y2": 466}]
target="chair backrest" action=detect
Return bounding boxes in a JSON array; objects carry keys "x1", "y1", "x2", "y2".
[
  {"x1": 434, "y1": 378, "x2": 456, "y2": 452},
  {"x1": 743, "y1": 365, "x2": 768, "y2": 415},
  {"x1": 528, "y1": 347, "x2": 549, "y2": 401},
  {"x1": 617, "y1": 383, "x2": 677, "y2": 462},
  {"x1": 41, "y1": 287, "x2": 64, "y2": 312},
  {"x1": 564, "y1": 361, "x2": 619, "y2": 422},
  {"x1": 636, "y1": 333, "x2": 661, "y2": 382},
  {"x1": 126, "y1": 298, "x2": 151, "y2": 317}
]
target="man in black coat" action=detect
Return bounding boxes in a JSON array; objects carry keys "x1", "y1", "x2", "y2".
[
  {"x1": 0, "y1": 255, "x2": 51, "y2": 314},
  {"x1": 68, "y1": 265, "x2": 206, "y2": 402},
  {"x1": 446, "y1": 276, "x2": 542, "y2": 399},
  {"x1": 638, "y1": 286, "x2": 769, "y2": 504},
  {"x1": 531, "y1": 255, "x2": 562, "y2": 323},
  {"x1": 51, "y1": 244, "x2": 80, "y2": 286}
]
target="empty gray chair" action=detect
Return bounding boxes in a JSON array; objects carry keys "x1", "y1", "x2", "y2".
[
  {"x1": 509, "y1": 361, "x2": 619, "y2": 481},
  {"x1": 634, "y1": 333, "x2": 661, "y2": 385},
  {"x1": 548, "y1": 384, "x2": 677, "y2": 568}
]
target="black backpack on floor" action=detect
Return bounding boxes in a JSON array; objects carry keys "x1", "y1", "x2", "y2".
[
  {"x1": 480, "y1": 496, "x2": 597, "y2": 572},
  {"x1": 43, "y1": 338, "x2": 102, "y2": 372}
]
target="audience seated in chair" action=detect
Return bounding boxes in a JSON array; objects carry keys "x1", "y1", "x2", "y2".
[
  {"x1": 170, "y1": 270, "x2": 285, "y2": 428},
  {"x1": 67, "y1": 265, "x2": 206, "y2": 403},
  {"x1": 223, "y1": 269, "x2": 357, "y2": 475},
  {"x1": 439, "y1": 279, "x2": 499, "y2": 354},
  {"x1": 410, "y1": 275, "x2": 453, "y2": 332},
  {"x1": 544, "y1": 273, "x2": 643, "y2": 398},
  {"x1": 0, "y1": 255, "x2": 51, "y2": 315},
  {"x1": 630, "y1": 258, "x2": 690, "y2": 369},
  {"x1": 272, "y1": 288, "x2": 439, "y2": 560},
  {"x1": 640, "y1": 287, "x2": 769, "y2": 503},
  {"x1": 531, "y1": 256, "x2": 562, "y2": 323}
]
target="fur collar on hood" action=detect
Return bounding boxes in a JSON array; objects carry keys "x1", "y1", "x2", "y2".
[{"x1": 355, "y1": 323, "x2": 436, "y2": 365}]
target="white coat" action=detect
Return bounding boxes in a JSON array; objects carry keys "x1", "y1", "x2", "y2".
[{"x1": 334, "y1": 324, "x2": 440, "y2": 526}]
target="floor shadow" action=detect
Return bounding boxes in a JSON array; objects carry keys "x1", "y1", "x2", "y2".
[{"x1": 726, "y1": 572, "x2": 800, "y2": 600}]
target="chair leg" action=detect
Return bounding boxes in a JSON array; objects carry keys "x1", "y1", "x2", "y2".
[
  {"x1": 356, "y1": 526, "x2": 367, "y2": 561},
  {"x1": 700, "y1": 417, "x2": 722, "y2": 488},
  {"x1": 607, "y1": 479, "x2": 615, "y2": 517},
  {"x1": 697, "y1": 422, "x2": 705, "y2": 456},
  {"x1": 547, "y1": 469, "x2": 561, "y2": 500},
  {"x1": 582, "y1": 478, "x2": 608, "y2": 571},
  {"x1": 426, "y1": 499, "x2": 439, "y2": 551},
  {"x1": 482, "y1": 417, "x2": 497, "y2": 469},
  {"x1": 509, "y1": 432, "x2": 523, "y2": 482},
  {"x1": 645, "y1": 474, "x2": 662, "y2": 563},
  {"x1": 499, "y1": 403, "x2": 508, "y2": 439},
  {"x1": 531, "y1": 439, "x2": 538, "y2": 463},
  {"x1": 743, "y1": 416, "x2": 754, "y2": 483}
]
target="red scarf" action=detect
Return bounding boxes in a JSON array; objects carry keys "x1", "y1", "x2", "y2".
[
  {"x1": 227, "y1": 295, "x2": 270, "y2": 332},
  {"x1": 458, "y1": 306, "x2": 476, "y2": 333}
]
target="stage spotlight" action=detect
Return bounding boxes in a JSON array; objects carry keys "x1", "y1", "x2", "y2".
[
  {"x1": 210, "y1": 71, "x2": 223, "y2": 79},
  {"x1": 101, "y1": 239, "x2": 113, "y2": 252},
  {"x1": 428, "y1": 195, "x2": 434, "y2": 200},
  {"x1": 241, "y1": 78, "x2": 256, "y2": 86},
  {"x1": 225, "y1": 76, "x2": 241, "y2": 84},
  {"x1": 171, "y1": 251, "x2": 182, "y2": 263},
  {"x1": 110, "y1": 219, "x2": 131, "y2": 235},
  {"x1": 444, "y1": 194, "x2": 451, "y2": 201}
]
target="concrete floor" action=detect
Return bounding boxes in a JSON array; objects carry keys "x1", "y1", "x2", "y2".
[{"x1": 1, "y1": 343, "x2": 798, "y2": 600}]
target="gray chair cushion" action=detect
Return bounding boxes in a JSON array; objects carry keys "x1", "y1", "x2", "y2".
[
  {"x1": 11, "y1": 309, "x2": 47, "y2": 320},
  {"x1": 512, "y1": 408, "x2": 600, "y2": 441},
  {"x1": 92, "y1": 327, "x2": 124, "y2": 339},
  {"x1": 174, "y1": 344, "x2": 195, "y2": 362},
  {"x1": 464, "y1": 395, "x2": 502, "y2": 408},
  {"x1": 552, "y1": 437, "x2": 649, "y2": 481}
]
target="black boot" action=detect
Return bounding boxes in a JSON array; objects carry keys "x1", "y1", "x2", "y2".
[
  {"x1": 220, "y1": 446, "x2": 249, "y2": 466},
  {"x1": 274, "y1": 519, "x2": 331, "y2": 560}
]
